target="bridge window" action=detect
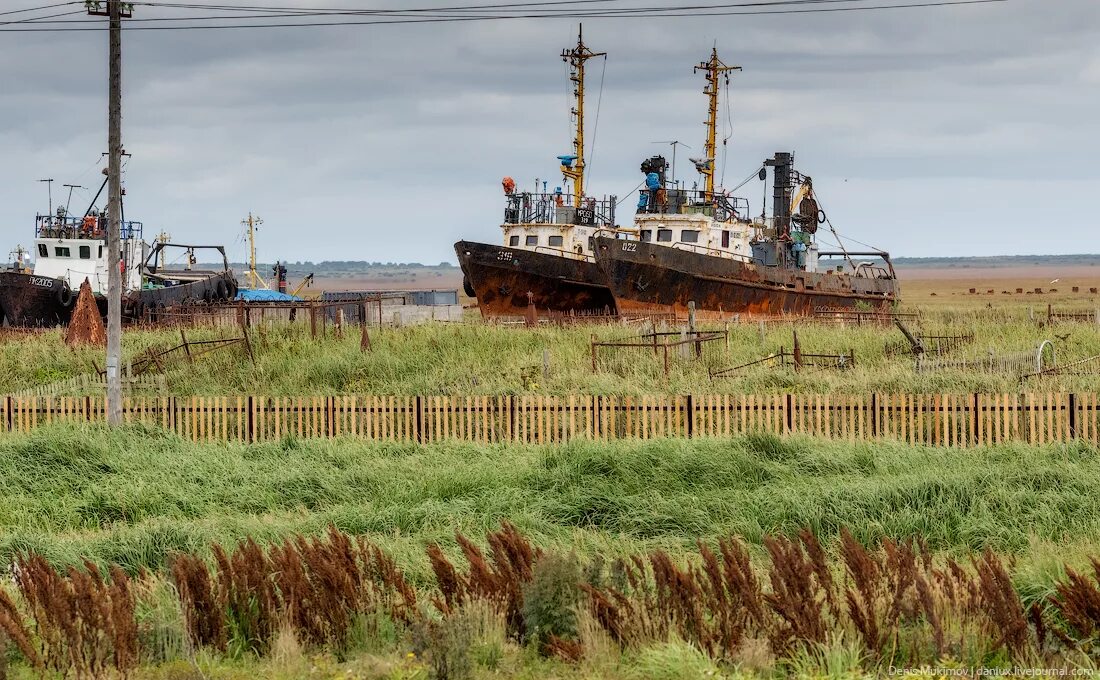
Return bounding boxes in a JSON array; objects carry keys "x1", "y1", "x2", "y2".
[
  {"x1": 79, "y1": 246, "x2": 91, "y2": 259},
  {"x1": 526, "y1": 235, "x2": 538, "y2": 246},
  {"x1": 680, "y1": 230, "x2": 700, "y2": 243},
  {"x1": 657, "y1": 229, "x2": 673, "y2": 242},
  {"x1": 548, "y1": 235, "x2": 563, "y2": 248},
  {"x1": 38, "y1": 244, "x2": 47, "y2": 257},
  {"x1": 640, "y1": 230, "x2": 652, "y2": 242},
  {"x1": 509, "y1": 235, "x2": 520, "y2": 247},
  {"x1": 55, "y1": 247, "x2": 70, "y2": 257}
]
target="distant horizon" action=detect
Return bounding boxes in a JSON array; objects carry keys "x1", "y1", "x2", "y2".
[{"x1": 201, "y1": 253, "x2": 1100, "y2": 269}]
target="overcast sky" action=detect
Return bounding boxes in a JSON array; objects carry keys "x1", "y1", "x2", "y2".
[{"x1": 0, "y1": 0, "x2": 1095, "y2": 265}]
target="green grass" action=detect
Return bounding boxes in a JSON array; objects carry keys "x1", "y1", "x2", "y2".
[
  {"x1": 3, "y1": 306, "x2": 1100, "y2": 396},
  {"x1": 2, "y1": 423, "x2": 1098, "y2": 585}
]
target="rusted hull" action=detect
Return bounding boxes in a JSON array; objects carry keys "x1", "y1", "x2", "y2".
[
  {"x1": 0, "y1": 270, "x2": 238, "y2": 326},
  {"x1": 128, "y1": 272, "x2": 238, "y2": 320},
  {"x1": 0, "y1": 272, "x2": 75, "y2": 327},
  {"x1": 455, "y1": 240, "x2": 616, "y2": 317},
  {"x1": 592, "y1": 236, "x2": 897, "y2": 317}
]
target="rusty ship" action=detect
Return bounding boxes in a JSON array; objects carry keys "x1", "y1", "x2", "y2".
[
  {"x1": 455, "y1": 27, "x2": 628, "y2": 319},
  {"x1": 592, "y1": 50, "x2": 898, "y2": 318},
  {"x1": 0, "y1": 174, "x2": 238, "y2": 327}
]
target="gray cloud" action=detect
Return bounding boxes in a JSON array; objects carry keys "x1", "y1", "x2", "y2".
[{"x1": 0, "y1": 0, "x2": 1095, "y2": 264}]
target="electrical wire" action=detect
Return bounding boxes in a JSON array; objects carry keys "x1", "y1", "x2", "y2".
[
  {"x1": 9, "y1": 0, "x2": 960, "y2": 23},
  {"x1": 1, "y1": 9, "x2": 86, "y2": 25},
  {"x1": 0, "y1": 2, "x2": 80, "y2": 16},
  {"x1": 0, "y1": 0, "x2": 1010, "y2": 31}
]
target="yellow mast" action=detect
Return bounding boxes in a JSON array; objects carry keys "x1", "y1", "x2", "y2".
[
  {"x1": 241, "y1": 212, "x2": 267, "y2": 289},
  {"x1": 694, "y1": 47, "x2": 741, "y2": 203},
  {"x1": 560, "y1": 25, "x2": 605, "y2": 207},
  {"x1": 155, "y1": 230, "x2": 171, "y2": 269}
]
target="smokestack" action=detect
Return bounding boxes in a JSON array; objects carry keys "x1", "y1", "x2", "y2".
[{"x1": 766, "y1": 152, "x2": 794, "y2": 239}]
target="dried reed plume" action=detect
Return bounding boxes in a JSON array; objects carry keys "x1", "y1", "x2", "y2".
[
  {"x1": 0, "y1": 554, "x2": 137, "y2": 678},
  {"x1": 427, "y1": 521, "x2": 541, "y2": 639}
]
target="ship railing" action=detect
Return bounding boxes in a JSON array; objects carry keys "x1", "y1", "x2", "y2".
[
  {"x1": 35, "y1": 214, "x2": 144, "y2": 241},
  {"x1": 670, "y1": 241, "x2": 754, "y2": 263},
  {"x1": 636, "y1": 189, "x2": 749, "y2": 221},
  {"x1": 818, "y1": 250, "x2": 896, "y2": 280},
  {"x1": 503, "y1": 192, "x2": 616, "y2": 227},
  {"x1": 532, "y1": 246, "x2": 595, "y2": 263}
]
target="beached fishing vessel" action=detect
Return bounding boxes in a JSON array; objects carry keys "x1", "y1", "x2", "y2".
[
  {"x1": 455, "y1": 27, "x2": 625, "y2": 318},
  {"x1": 592, "y1": 51, "x2": 898, "y2": 317},
  {"x1": 0, "y1": 177, "x2": 237, "y2": 327}
]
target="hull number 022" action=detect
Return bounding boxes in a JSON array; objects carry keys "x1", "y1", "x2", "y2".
[{"x1": 621, "y1": 242, "x2": 638, "y2": 252}]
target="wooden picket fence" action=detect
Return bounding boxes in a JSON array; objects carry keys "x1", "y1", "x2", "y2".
[{"x1": 1, "y1": 392, "x2": 1098, "y2": 448}]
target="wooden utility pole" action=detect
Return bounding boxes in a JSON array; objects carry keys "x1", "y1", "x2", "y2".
[{"x1": 88, "y1": 1, "x2": 131, "y2": 425}]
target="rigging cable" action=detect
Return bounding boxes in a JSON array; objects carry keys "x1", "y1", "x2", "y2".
[
  {"x1": 615, "y1": 179, "x2": 646, "y2": 207},
  {"x1": 585, "y1": 53, "x2": 607, "y2": 195},
  {"x1": 719, "y1": 69, "x2": 735, "y2": 188}
]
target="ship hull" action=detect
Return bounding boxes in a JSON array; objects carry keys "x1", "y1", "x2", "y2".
[
  {"x1": 455, "y1": 240, "x2": 616, "y2": 317},
  {"x1": 0, "y1": 272, "x2": 75, "y2": 327},
  {"x1": 128, "y1": 272, "x2": 238, "y2": 320},
  {"x1": 0, "y1": 270, "x2": 238, "y2": 326},
  {"x1": 592, "y1": 236, "x2": 897, "y2": 317}
]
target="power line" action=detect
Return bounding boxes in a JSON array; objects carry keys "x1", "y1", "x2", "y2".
[
  {"x1": 2, "y1": 10, "x2": 86, "y2": 26},
  {"x1": 0, "y1": 0, "x2": 1010, "y2": 31},
  {"x1": 0, "y1": 2, "x2": 80, "y2": 17},
  {"x1": 16, "y1": 0, "x2": 991, "y2": 22}
]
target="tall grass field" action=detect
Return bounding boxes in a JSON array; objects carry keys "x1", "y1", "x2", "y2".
[
  {"x1": 3, "y1": 306, "x2": 1099, "y2": 396},
  {"x1": 0, "y1": 424, "x2": 1099, "y2": 677}
]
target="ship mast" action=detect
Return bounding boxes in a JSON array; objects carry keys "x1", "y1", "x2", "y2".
[
  {"x1": 694, "y1": 48, "x2": 740, "y2": 203},
  {"x1": 241, "y1": 212, "x2": 268, "y2": 289},
  {"x1": 560, "y1": 25, "x2": 605, "y2": 207}
]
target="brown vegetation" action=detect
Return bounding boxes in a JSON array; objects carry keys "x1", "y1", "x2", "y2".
[{"x1": 2, "y1": 524, "x2": 1100, "y2": 675}]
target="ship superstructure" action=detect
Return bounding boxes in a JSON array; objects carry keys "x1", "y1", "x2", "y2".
[
  {"x1": 455, "y1": 26, "x2": 625, "y2": 318},
  {"x1": 0, "y1": 171, "x2": 238, "y2": 327},
  {"x1": 593, "y1": 50, "x2": 898, "y2": 317}
]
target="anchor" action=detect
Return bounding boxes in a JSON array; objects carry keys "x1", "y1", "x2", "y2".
[{"x1": 634, "y1": 277, "x2": 650, "y2": 292}]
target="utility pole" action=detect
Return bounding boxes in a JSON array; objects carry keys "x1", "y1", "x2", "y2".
[{"x1": 88, "y1": 0, "x2": 133, "y2": 426}]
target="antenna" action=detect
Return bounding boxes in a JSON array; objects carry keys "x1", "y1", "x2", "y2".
[
  {"x1": 63, "y1": 184, "x2": 84, "y2": 216},
  {"x1": 651, "y1": 141, "x2": 691, "y2": 189},
  {"x1": 38, "y1": 179, "x2": 54, "y2": 216}
]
